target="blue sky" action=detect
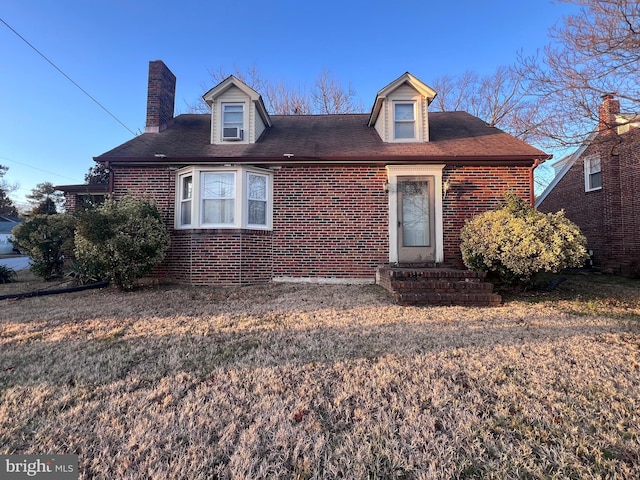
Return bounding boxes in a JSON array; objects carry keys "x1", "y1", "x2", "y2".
[{"x1": 1, "y1": 0, "x2": 578, "y2": 209}]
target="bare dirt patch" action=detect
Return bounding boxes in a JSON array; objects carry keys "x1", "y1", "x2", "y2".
[{"x1": 1, "y1": 274, "x2": 639, "y2": 479}]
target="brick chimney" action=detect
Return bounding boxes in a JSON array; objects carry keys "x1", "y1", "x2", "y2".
[
  {"x1": 598, "y1": 93, "x2": 620, "y2": 134},
  {"x1": 145, "y1": 60, "x2": 176, "y2": 133}
]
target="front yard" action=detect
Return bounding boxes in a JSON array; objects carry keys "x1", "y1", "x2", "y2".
[{"x1": 1, "y1": 272, "x2": 639, "y2": 479}]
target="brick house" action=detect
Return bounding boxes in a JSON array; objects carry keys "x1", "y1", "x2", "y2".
[
  {"x1": 536, "y1": 95, "x2": 640, "y2": 277},
  {"x1": 61, "y1": 60, "x2": 549, "y2": 303}
]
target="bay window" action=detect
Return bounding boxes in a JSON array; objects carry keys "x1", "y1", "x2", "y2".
[
  {"x1": 176, "y1": 167, "x2": 272, "y2": 229},
  {"x1": 247, "y1": 173, "x2": 267, "y2": 226},
  {"x1": 202, "y1": 172, "x2": 235, "y2": 225},
  {"x1": 179, "y1": 175, "x2": 193, "y2": 226}
]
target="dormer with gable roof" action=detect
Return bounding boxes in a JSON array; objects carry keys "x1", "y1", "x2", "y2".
[
  {"x1": 202, "y1": 76, "x2": 272, "y2": 145},
  {"x1": 367, "y1": 72, "x2": 437, "y2": 143}
]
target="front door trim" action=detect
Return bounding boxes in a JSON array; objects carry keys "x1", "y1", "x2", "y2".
[{"x1": 386, "y1": 165, "x2": 444, "y2": 264}]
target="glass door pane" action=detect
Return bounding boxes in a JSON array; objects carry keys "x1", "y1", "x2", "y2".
[{"x1": 400, "y1": 180, "x2": 430, "y2": 247}]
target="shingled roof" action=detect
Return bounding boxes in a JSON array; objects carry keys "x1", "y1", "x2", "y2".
[{"x1": 97, "y1": 111, "x2": 549, "y2": 165}]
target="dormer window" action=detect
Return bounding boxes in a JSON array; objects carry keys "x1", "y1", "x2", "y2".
[
  {"x1": 394, "y1": 102, "x2": 416, "y2": 139},
  {"x1": 203, "y1": 76, "x2": 272, "y2": 145},
  {"x1": 368, "y1": 73, "x2": 436, "y2": 143},
  {"x1": 222, "y1": 104, "x2": 244, "y2": 141}
]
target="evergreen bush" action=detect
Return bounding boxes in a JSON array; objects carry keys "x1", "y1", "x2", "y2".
[
  {"x1": 11, "y1": 214, "x2": 76, "y2": 279},
  {"x1": 460, "y1": 193, "x2": 589, "y2": 286},
  {"x1": 74, "y1": 196, "x2": 170, "y2": 290}
]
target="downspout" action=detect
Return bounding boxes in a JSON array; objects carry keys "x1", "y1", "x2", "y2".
[
  {"x1": 106, "y1": 161, "x2": 114, "y2": 196},
  {"x1": 530, "y1": 159, "x2": 540, "y2": 206}
]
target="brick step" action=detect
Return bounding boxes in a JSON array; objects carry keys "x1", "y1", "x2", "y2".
[
  {"x1": 384, "y1": 268, "x2": 486, "y2": 280},
  {"x1": 376, "y1": 265, "x2": 501, "y2": 307},
  {"x1": 388, "y1": 279, "x2": 494, "y2": 292},
  {"x1": 393, "y1": 291, "x2": 502, "y2": 307}
]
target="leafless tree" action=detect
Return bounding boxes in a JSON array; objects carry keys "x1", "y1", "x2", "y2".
[
  {"x1": 186, "y1": 65, "x2": 363, "y2": 115},
  {"x1": 430, "y1": 67, "x2": 557, "y2": 193},
  {"x1": 518, "y1": 0, "x2": 640, "y2": 147},
  {"x1": 265, "y1": 81, "x2": 312, "y2": 115},
  {"x1": 312, "y1": 69, "x2": 363, "y2": 114},
  {"x1": 432, "y1": 71, "x2": 479, "y2": 113},
  {"x1": 431, "y1": 67, "x2": 536, "y2": 140}
]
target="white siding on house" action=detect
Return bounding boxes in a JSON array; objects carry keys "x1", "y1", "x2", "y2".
[
  {"x1": 373, "y1": 84, "x2": 428, "y2": 143},
  {"x1": 254, "y1": 105, "x2": 267, "y2": 141},
  {"x1": 213, "y1": 86, "x2": 250, "y2": 145}
]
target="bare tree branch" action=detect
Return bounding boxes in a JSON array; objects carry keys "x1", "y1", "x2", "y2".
[
  {"x1": 186, "y1": 66, "x2": 364, "y2": 115},
  {"x1": 517, "y1": 0, "x2": 640, "y2": 147}
]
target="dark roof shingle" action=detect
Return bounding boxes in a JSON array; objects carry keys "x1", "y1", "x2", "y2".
[{"x1": 97, "y1": 112, "x2": 548, "y2": 162}]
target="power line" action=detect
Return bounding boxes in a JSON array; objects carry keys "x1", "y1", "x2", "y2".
[
  {"x1": 0, "y1": 16, "x2": 137, "y2": 137},
  {"x1": 0, "y1": 155, "x2": 82, "y2": 183}
]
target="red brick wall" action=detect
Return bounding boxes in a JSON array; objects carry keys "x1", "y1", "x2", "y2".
[
  {"x1": 111, "y1": 163, "x2": 533, "y2": 285},
  {"x1": 442, "y1": 165, "x2": 531, "y2": 267},
  {"x1": 145, "y1": 60, "x2": 176, "y2": 132},
  {"x1": 538, "y1": 130, "x2": 640, "y2": 276},
  {"x1": 112, "y1": 166, "x2": 175, "y2": 224},
  {"x1": 272, "y1": 166, "x2": 388, "y2": 279},
  {"x1": 63, "y1": 193, "x2": 77, "y2": 212},
  {"x1": 617, "y1": 129, "x2": 640, "y2": 276},
  {"x1": 167, "y1": 229, "x2": 272, "y2": 286}
]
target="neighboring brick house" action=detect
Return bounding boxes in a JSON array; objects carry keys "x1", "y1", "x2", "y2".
[
  {"x1": 536, "y1": 95, "x2": 640, "y2": 277},
  {"x1": 62, "y1": 60, "x2": 549, "y2": 287}
]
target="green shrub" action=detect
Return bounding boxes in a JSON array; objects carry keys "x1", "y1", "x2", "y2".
[
  {"x1": 67, "y1": 260, "x2": 101, "y2": 285},
  {"x1": 460, "y1": 193, "x2": 589, "y2": 286},
  {"x1": 11, "y1": 214, "x2": 76, "y2": 279},
  {"x1": 0, "y1": 265, "x2": 17, "y2": 283},
  {"x1": 74, "y1": 196, "x2": 170, "y2": 290}
]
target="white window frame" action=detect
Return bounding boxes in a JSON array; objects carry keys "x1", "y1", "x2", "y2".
[
  {"x1": 393, "y1": 101, "x2": 416, "y2": 140},
  {"x1": 178, "y1": 174, "x2": 193, "y2": 227},
  {"x1": 201, "y1": 171, "x2": 236, "y2": 227},
  {"x1": 584, "y1": 155, "x2": 602, "y2": 192},
  {"x1": 246, "y1": 172, "x2": 269, "y2": 228},
  {"x1": 176, "y1": 166, "x2": 272, "y2": 230},
  {"x1": 222, "y1": 103, "x2": 244, "y2": 141}
]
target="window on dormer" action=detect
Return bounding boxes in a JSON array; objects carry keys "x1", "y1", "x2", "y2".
[
  {"x1": 394, "y1": 102, "x2": 416, "y2": 139},
  {"x1": 222, "y1": 104, "x2": 244, "y2": 140}
]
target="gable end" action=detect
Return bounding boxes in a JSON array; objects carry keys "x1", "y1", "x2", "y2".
[{"x1": 368, "y1": 72, "x2": 436, "y2": 143}]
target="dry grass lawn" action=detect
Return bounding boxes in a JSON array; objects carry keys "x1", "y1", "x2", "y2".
[{"x1": 1, "y1": 271, "x2": 639, "y2": 479}]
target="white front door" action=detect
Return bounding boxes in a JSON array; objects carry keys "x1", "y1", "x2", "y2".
[
  {"x1": 386, "y1": 165, "x2": 444, "y2": 265},
  {"x1": 397, "y1": 176, "x2": 435, "y2": 262}
]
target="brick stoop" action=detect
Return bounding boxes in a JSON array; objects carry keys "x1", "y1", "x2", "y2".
[{"x1": 376, "y1": 265, "x2": 502, "y2": 307}]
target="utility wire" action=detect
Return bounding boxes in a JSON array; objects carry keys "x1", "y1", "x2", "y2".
[
  {"x1": 0, "y1": 16, "x2": 137, "y2": 137},
  {"x1": 0, "y1": 155, "x2": 82, "y2": 183}
]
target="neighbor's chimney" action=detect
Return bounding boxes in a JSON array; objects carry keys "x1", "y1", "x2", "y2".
[
  {"x1": 145, "y1": 60, "x2": 176, "y2": 133},
  {"x1": 598, "y1": 93, "x2": 620, "y2": 134}
]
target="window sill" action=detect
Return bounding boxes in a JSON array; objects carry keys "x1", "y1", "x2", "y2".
[{"x1": 174, "y1": 227, "x2": 272, "y2": 235}]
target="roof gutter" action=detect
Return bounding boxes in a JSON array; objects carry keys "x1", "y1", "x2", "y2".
[{"x1": 95, "y1": 154, "x2": 551, "y2": 168}]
